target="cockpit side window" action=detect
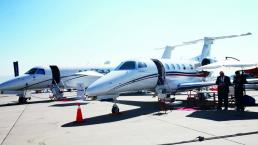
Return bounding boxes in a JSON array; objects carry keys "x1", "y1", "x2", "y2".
[
  {"x1": 138, "y1": 62, "x2": 147, "y2": 68},
  {"x1": 25, "y1": 68, "x2": 38, "y2": 75},
  {"x1": 116, "y1": 61, "x2": 136, "y2": 70},
  {"x1": 36, "y1": 69, "x2": 45, "y2": 75}
]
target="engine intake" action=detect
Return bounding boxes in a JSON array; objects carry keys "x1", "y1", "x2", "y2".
[{"x1": 201, "y1": 58, "x2": 211, "y2": 66}]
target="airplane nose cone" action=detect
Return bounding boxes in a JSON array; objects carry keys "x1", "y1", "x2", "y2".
[
  {"x1": 0, "y1": 83, "x2": 6, "y2": 91},
  {"x1": 86, "y1": 84, "x2": 101, "y2": 96},
  {"x1": 86, "y1": 71, "x2": 128, "y2": 96},
  {"x1": 0, "y1": 75, "x2": 29, "y2": 91},
  {"x1": 86, "y1": 81, "x2": 113, "y2": 96},
  {"x1": 0, "y1": 81, "x2": 14, "y2": 91}
]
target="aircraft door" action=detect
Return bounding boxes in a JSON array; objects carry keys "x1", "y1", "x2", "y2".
[
  {"x1": 151, "y1": 59, "x2": 166, "y2": 85},
  {"x1": 50, "y1": 65, "x2": 60, "y2": 84}
]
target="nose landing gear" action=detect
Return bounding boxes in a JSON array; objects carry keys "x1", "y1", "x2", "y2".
[
  {"x1": 17, "y1": 89, "x2": 31, "y2": 104},
  {"x1": 18, "y1": 96, "x2": 28, "y2": 104},
  {"x1": 111, "y1": 96, "x2": 120, "y2": 114},
  {"x1": 112, "y1": 103, "x2": 120, "y2": 114}
]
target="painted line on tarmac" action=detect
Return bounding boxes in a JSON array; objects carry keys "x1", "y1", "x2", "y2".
[
  {"x1": 147, "y1": 115, "x2": 245, "y2": 145},
  {"x1": 0, "y1": 104, "x2": 28, "y2": 145}
]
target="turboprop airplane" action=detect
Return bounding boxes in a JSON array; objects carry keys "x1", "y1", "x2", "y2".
[
  {"x1": 0, "y1": 65, "x2": 110, "y2": 103},
  {"x1": 86, "y1": 32, "x2": 252, "y2": 114}
]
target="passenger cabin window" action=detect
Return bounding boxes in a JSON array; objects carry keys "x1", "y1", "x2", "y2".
[
  {"x1": 176, "y1": 64, "x2": 181, "y2": 70},
  {"x1": 182, "y1": 64, "x2": 186, "y2": 70},
  {"x1": 36, "y1": 69, "x2": 45, "y2": 75},
  {"x1": 165, "y1": 64, "x2": 170, "y2": 70},
  {"x1": 138, "y1": 62, "x2": 147, "y2": 68},
  {"x1": 170, "y1": 64, "x2": 175, "y2": 70},
  {"x1": 116, "y1": 61, "x2": 136, "y2": 70},
  {"x1": 189, "y1": 64, "x2": 194, "y2": 70}
]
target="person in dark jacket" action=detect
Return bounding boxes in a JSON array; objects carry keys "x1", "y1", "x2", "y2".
[
  {"x1": 216, "y1": 71, "x2": 231, "y2": 111},
  {"x1": 233, "y1": 71, "x2": 247, "y2": 111}
]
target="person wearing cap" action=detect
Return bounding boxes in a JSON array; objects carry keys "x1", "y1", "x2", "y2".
[{"x1": 216, "y1": 71, "x2": 231, "y2": 111}]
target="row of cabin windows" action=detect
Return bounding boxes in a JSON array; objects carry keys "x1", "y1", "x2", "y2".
[
  {"x1": 116, "y1": 61, "x2": 195, "y2": 71},
  {"x1": 165, "y1": 63, "x2": 194, "y2": 71}
]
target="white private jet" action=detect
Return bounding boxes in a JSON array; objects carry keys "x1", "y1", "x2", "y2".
[
  {"x1": 0, "y1": 65, "x2": 111, "y2": 103},
  {"x1": 86, "y1": 33, "x2": 253, "y2": 114},
  {"x1": 0, "y1": 45, "x2": 175, "y2": 104}
]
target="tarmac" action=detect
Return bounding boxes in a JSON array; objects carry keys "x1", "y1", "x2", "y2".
[{"x1": 0, "y1": 91, "x2": 258, "y2": 145}]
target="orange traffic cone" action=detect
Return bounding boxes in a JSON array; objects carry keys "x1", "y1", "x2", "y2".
[{"x1": 76, "y1": 103, "x2": 83, "y2": 123}]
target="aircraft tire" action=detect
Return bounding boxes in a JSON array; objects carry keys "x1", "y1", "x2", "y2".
[
  {"x1": 18, "y1": 97, "x2": 27, "y2": 104},
  {"x1": 112, "y1": 105, "x2": 119, "y2": 114}
]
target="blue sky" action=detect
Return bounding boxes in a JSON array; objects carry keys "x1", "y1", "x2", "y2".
[{"x1": 0, "y1": 0, "x2": 257, "y2": 78}]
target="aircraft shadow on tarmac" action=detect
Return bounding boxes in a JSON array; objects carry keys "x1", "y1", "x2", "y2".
[
  {"x1": 186, "y1": 109, "x2": 258, "y2": 121},
  {"x1": 62, "y1": 100, "x2": 160, "y2": 127},
  {"x1": 160, "y1": 130, "x2": 258, "y2": 145},
  {"x1": 62, "y1": 99, "x2": 258, "y2": 127},
  {"x1": 0, "y1": 100, "x2": 55, "y2": 107},
  {"x1": 50, "y1": 102, "x2": 88, "y2": 107},
  {"x1": 0, "y1": 97, "x2": 80, "y2": 107}
]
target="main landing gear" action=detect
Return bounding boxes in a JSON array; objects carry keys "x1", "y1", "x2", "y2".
[
  {"x1": 18, "y1": 96, "x2": 28, "y2": 104},
  {"x1": 112, "y1": 103, "x2": 120, "y2": 114},
  {"x1": 111, "y1": 96, "x2": 120, "y2": 114},
  {"x1": 17, "y1": 91, "x2": 31, "y2": 104}
]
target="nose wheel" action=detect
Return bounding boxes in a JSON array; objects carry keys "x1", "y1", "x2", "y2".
[
  {"x1": 18, "y1": 97, "x2": 28, "y2": 104},
  {"x1": 112, "y1": 103, "x2": 120, "y2": 114}
]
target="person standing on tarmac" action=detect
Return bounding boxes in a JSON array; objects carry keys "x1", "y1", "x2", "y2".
[
  {"x1": 233, "y1": 71, "x2": 247, "y2": 111},
  {"x1": 216, "y1": 71, "x2": 231, "y2": 111}
]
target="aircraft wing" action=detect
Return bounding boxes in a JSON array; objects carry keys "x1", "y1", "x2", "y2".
[
  {"x1": 178, "y1": 81, "x2": 216, "y2": 90},
  {"x1": 75, "y1": 70, "x2": 104, "y2": 77},
  {"x1": 198, "y1": 60, "x2": 257, "y2": 71},
  {"x1": 63, "y1": 71, "x2": 104, "y2": 89},
  {"x1": 177, "y1": 78, "x2": 258, "y2": 91},
  {"x1": 247, "y1": 78, "x2": 258, "y2": 84}
]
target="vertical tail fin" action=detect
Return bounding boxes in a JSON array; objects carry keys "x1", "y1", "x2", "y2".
[
  {"x1": 161, "y1": 46, "x2": 175, "y2": 59},
  {"x1": 192, "y1": 32, "x2": 252, "y2": 62},
  {"x1": 199, "y1": 37, "x2": 213, "y2": 61},
  {"x1": 192, "y1": 37, "x2": 214, "y2": 62}
]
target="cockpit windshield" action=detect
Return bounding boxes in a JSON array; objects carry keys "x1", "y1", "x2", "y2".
[
  {"x1": 25, "y1": 68, "x2": 45, "y2": 75},
  {"x1": 138, "y1": 62, "x2": 147, "y2": 68},
  {"x1": 115, "y1": 61, "x2": 136, "y2": 70}
]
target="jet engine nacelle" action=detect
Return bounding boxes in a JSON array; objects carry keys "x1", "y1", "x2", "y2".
[
  {"x1": 201, "y1": 58, "x2": 211, "y2": 66},
  {"x1": 201, "y1": 58, "x2": 217, "y2": 66}
]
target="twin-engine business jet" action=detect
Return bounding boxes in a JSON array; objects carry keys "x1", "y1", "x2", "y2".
[
  {"x1": 86, "y1": 58, "x2": 214, "y2": 113},
  {"x1": 86, "y1": 33, "x2": 253, "y2": 114},
  {"x1": 0, "y1": 65, "x2": 110, "y2": 103}
]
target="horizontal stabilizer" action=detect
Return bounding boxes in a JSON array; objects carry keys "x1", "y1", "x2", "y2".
[
  {"x1": 247, "y1": 78, "x2": 258, "y2": 84},
  {"x1": 197, "y1": 60, "x2": 257, "y2": 71}
]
